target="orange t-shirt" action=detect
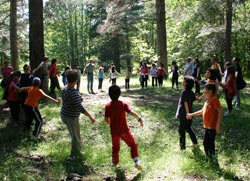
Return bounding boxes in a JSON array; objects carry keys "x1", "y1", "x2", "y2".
[
  {"x1": 202, "y1": 96, "x2": 221, "y2": 129},
  {"x1": 24, "y1": 86, "x2": 45, "y2": 107}
]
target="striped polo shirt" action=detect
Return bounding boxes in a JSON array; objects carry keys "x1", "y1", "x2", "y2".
[{"x1": 60, "y1": 87, "x2": 86, "y2": 117}]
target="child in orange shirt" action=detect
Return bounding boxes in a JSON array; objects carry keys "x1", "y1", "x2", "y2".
[
  {"x1": 19, "y1": 77, "x2": 60, "y2": 139},
  {"x1": 187, "y1": 84, "x2": 222, "y2": 159}
]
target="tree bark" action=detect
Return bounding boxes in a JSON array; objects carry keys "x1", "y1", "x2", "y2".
[
  {"x1": 156, "y1": 0, "x2": 167, "y2": 72},
  {"x1": 225, "y1": 0, "x2": 232, "y2": 62},
  {"x1": 29, "y1": 0, "x2": 44, "y2": 69},
  {"x1": 10, "y1": 0, "x2": 18, "y2": 71}
]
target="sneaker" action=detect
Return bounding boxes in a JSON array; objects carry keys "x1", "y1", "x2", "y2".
[{"x1": 135, "y1": 163, "x2": 143, "y2": 170}]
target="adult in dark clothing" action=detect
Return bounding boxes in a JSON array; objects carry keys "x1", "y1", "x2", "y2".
[{"x1": 232, "y1": 57, "x2": 244, "y2": 108}]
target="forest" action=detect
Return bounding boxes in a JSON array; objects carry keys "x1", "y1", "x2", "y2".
[
  {"x1": 0, "y1": 0, "x2": 250, "y2": 73},
  {"x1": 0, "y1": 0, "x2": 250, "y2": 180}
]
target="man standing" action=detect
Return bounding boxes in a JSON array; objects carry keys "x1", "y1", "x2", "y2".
[
  {"x1": 84, "y1": 59, "x2": 96, "y2": 94},
  {"x1": 33, "y1": 57, "x2": 49, "y2": 94},
  {"x1": 183, "y1": 57, "x2": 193, "y2": 76}
]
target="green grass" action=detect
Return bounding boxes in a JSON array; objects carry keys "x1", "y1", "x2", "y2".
[{"x1": 0, "y1": 77, "x2": 249, "y2": 180}]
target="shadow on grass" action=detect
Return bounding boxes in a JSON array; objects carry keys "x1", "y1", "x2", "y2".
[
  {"x1": 62, "y1": 157, "x2": 94, "y2": 177},
  {"x1": 190, "y1": 146, "x2": 243, "y2": 181}
]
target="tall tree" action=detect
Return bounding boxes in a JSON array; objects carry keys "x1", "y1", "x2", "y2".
[
  {"x1": 10, "y1": 0, "x2": 18, "y2": 70},
  {"x1": 156, "y1": 0, "x2": 167, "y2": 71},
  {"x1": 225, "y1": 0, "x2": 232, "y2": 62},
  {"x1": 29, "y1": 0, "x2": 44, "y2": 69}
]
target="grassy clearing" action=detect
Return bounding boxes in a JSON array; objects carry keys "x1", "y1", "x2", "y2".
[{"x1": 0, "y1": 77, "x2": 249, "y2": 180}]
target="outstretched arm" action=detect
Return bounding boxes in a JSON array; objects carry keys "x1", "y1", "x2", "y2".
[
  {"x1": 129, "y1": 110, "x2": 143, "y2": 127},
  {"x1": 186, "y1": 109, "x2": 203, "y2": 119},
  {"x1": 83, "y1": 110, "x2": 96, "y2": 124},
  {"x1": 43, "y1": 94, "x2": 60, "y2": 105}
]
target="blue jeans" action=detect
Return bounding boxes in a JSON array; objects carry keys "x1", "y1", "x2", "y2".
[{"x1": 87, "y1": 73, "x2": 94, "y2": 93}]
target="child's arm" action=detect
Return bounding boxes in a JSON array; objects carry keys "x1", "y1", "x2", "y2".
[
  {"x1": 186, "y1": 109, "x2": 203, "y2": 120},
  {"x1": 215, "y1": 107, "x2": 223, "y2": 134},
  {"x1": 129, "y1": 110, "x2": 143, "y2": 127},
  {"x1": 43, "y1": 94, "x2": 61, "y2": 106},
  {"x1": 83, "y1": 110, "x2": 96, "y2": 124},
  {"x1": 184, "y1": 102, "x2": 190, "y2": 118}
]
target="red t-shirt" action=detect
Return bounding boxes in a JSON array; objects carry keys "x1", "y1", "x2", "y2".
[
  {"x1": 7, "y1": 80, "x2": 19, "y2": 102},
  {"x1": 157, "y1": 67, "x2": 164, "y2": 76},
  {"x1": 105, "y1": 100, "x2": 131, "y2": 135}
]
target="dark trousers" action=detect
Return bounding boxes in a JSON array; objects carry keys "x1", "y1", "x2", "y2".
[
  {"x1": 158, "y1": 76, "x2": 163, "y2": 87},
  {"x1": 111, "y1": 78, "x2": 116, "y2": 85},
  {"x1": 125, "y1": 79, "x2": 130, "y2": 89},
  {"x1": 98, "y1": 78, "x2": 103, "y2": 89},
  {"x1": 152, "y1": 77, "x2": 158, "y2": 87},
  {"x1": 141, "y1": 75, "x2": 148, "y2": 88},
  {"x1": 8, "y1": 101, "x2": 20, "y2": 125},
  {"x1": 195, "y1": 81, "x2": 200, "y2": 94},
  {"x1": 179, "y1": 118, "x2": 197, "y2": 149},
  {"x1": 225, "y1": 91, "x2": 233, "y2": 112},
  {"x1": 172, "y1": 76, "x2": 178, "y2": 88},
  {"x1": 50, "y1": 76, "x2": 60, "y2": 96},
  {"x1": 203, "y1": 128, "x2": 216, "y2": 159},
  {"x1": 23, "y1": 105, "x2": 43, "y2": 137}
]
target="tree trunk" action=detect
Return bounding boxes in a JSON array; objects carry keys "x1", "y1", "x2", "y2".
[
  {"x1": 29, "y1": 0, "x2": 44, "y2": 69},
  {"x1": 10, "y1": 0, "x2": 18, "y2": 71},
  {"x1": 225, "y1": 0, "x2": 232, "y2": 62},
  {"x1": 156, "y1": 0, "x2": 167, "y2": 72},
  {"x1": 113, "y1": 36, "x2": 120, "y2": 72}
]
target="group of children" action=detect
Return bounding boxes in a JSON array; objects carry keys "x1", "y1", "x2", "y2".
[{"x1": 1, "y1": 56, "x2": 244, "y2": 169}]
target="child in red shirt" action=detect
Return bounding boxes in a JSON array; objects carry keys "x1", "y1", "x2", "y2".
[
  {"x1": 187, "y1": 84, "x2": 222, "y2": 159},
  {"x1": 105, "y1": 85, "x2": 143, "y2": 169}
]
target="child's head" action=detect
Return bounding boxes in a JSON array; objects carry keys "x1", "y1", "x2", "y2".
[
  {"x1": 205, "y1": 68, "x2": 217, "y2": 80},
  {"x1": 10, "y1": 71, "x2": 21, "y2": 80},
  {"x1": 32, "y1": 77, "x2": 41, "y2": 87},
  {"x1": 66, "y1": 70, "x2": 78, "y2": 83},
  {"x1": 183, "y1": 76, "x2": 194, "y2": 91},
  {"x1": 172, "y1": 61, "x2": 176, "y2": 66},
  {"x1": 51, "y1": 59, "x2": 57, "y2": 65},
  {"x1": 204, "y1": 83, "x2": 217, "y2": 99},
  {"x1": 65, "y1": 65, "x2": 71, "y2": 72},
  {"x1": 108, "y1": 85, "x2": 121, "y2": 101}
]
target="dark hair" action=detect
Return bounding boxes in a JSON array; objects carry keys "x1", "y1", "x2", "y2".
[
  {"x1": 160, "y1": 63, "x2": 164, "y2": 67},
  {"x1": 172, "y1": 61, "x2": 176, "y2": 65},
  {"x1": 44, "y1": 57, "x2": 49, "y2": 61},
  {"x1": 66, "y1": 70, "x2": 79, "y2": 83},
  {"x1": 10, "y1": 71, "x2": 21, "y2": 79},
  {"x1": 23, "y1": 64, "x2": 30, "y2": 70},
  {"x1": 207, "y1": 68, "x2": 217, "y2": 81},
  {"x1": 184, "y1": 76, "x2": 194, "y2": 91},
  {"x1": 51, "y1": 59, "x2": 57, "y2": 64},
  {"x1": 227, "y1": 66, "x2": 235, "y2": 76},
  {"x1": 225, "y1": 61, "x2": 231, "y2": 67},
  {"x1": 111, "y1": 66, "x2": 115, "y2": 73},
  {"x1": 65, "y1": 65, "x2": 71, "y2": 71},
  {"x1": 32, "y1": 77, "x2": 41, "y2": 87},
  {"x1": 108, "y1": 85, "x2": 121, "y2": 100},
  {"x1": 232, "y1": 57, "x2": 240, "y2": 63},
  {"x1": 205, "y1": 83, "x2": 217, "y2": 95}
]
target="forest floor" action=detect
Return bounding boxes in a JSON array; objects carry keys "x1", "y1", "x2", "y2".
[{"x1": 0, "y1": 77, "x2": 250, "y2": 180}]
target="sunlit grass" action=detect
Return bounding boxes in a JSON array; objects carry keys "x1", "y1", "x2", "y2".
[{"x1": 0, "y1": 77, "x2": 249, "y2": 180}]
